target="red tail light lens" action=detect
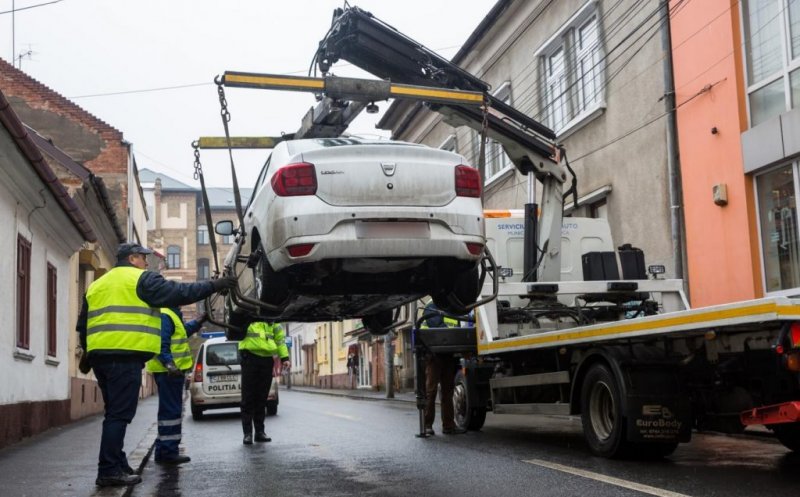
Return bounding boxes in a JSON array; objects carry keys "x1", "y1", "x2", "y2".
[
  {"x1": 791, "y1": 322, "x2": 800, "y2": 348},
  {"x1": 455, "y1": 165, "x2": 481, "y2": 198},
  {"x1": 271, "y1": 162, "x2": 317, "y2": 196},
  {"x1": 465, "y1": 243, "x2": 484, "y2": 255},
  {"x1": 287, "y1": 243, "x2": 315, "y2": 257},
  {"x1": 193, "y1": 363, "x2": 203, "y2": 383}
]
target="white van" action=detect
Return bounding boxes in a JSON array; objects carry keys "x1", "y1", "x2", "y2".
[{"x1": 189, "y1": 336, "x2": 278, "y2": 420}]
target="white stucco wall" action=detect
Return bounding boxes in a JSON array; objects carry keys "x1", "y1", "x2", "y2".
[{"x1": 0, "y1": 175, "x2": 81, "y2": 405}]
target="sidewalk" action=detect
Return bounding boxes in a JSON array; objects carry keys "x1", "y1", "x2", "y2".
[{"x1": 0, "y1": 396, "x2": 159, "y2": 497}]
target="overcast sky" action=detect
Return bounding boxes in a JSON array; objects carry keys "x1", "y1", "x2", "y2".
[{"x1": 1, "y1": 0, "x2": 495, "y2": 188}]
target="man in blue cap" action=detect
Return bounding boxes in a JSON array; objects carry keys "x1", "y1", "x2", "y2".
[{"x1": 77, "y1": 243, "x2": 237, "y2": 487}]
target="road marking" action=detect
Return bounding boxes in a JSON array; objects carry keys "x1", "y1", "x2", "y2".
[
  {"x1": 323, "y1": 411, "x2": 358, "y2": 421},
  {"x1": 522, "y1": 459, "x2": 692, "y2": 497}
]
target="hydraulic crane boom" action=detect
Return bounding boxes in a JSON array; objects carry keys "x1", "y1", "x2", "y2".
[{"x1": 314, "y1": 5, "x2": 571, "y2": 282}]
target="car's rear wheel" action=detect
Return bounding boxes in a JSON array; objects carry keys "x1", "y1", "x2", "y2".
[
  {"x1": 254, "y1": 244, "x2": 290, "y2": 306},
  {"x1": 433, "y1": 264, "x2": 480, "y2": 315},
  {"x1": 363, "y1": 310, "x2": 394, "y2": 336}
]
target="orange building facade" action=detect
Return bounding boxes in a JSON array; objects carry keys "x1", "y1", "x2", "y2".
[{"x1": 671, "y1": 0, "x2": 800, "y2": 307}]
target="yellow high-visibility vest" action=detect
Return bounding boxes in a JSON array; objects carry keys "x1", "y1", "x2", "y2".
[
  {"x1": 239, "y1": 322, "x2": 288, "y2": 358},
  {"x1": 146, "y1": 308, "x2": 193, "y2": 372},
  {"x1": 86, "y1": 266, "x2": 161, "y2": 355}
]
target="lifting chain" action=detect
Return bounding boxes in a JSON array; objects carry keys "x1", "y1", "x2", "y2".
[
  {"x1": 191, "y1": 140, "x2": 221, "y2": 278},
  {"x1": 214, "y1": 76, "x2": 246, "y2": 228}
]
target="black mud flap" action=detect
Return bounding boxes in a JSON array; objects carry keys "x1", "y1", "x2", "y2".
[{"x1": 624, "y1": 368, "x2": 692, "y2": 444}]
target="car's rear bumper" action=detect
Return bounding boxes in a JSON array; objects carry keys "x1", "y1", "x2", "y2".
[
  {"x1": 190, "y1": 384, "x2": 241, "y2": 406},
  {"x1": 263, "y1": 202, "x2": 484, "y2": 271}
]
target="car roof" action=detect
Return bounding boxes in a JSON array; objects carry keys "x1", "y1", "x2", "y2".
[{"x1": 204, "y1": 336, "x2": 239, "y2": 346}]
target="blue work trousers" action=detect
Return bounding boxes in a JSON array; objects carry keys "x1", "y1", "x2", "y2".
[
  {"x1": 93, "y1": 360, "x2": 143, "y2": 477},
  {"x1": 154, "y1": 372, "x2": 186, "y2": 459}
]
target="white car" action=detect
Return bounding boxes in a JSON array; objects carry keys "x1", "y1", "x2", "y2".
[
  {"x1": 219, "y1": 138, "x2": 485, "y2": 333},
  {"x1": 189, "y1": 337, "x2": 278, "y2": 420}
]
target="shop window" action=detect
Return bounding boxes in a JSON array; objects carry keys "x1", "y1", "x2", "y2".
[{"x1": 757, "y1": 162, "x2": 800, "y2": 292}]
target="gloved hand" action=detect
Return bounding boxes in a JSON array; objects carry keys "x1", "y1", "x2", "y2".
[
  {"x1": 211, "y1": 276, "x2": 238, "y2": 292},
  {"x1": 165, "y1": 361, "x2": 182, "y2": 377}
]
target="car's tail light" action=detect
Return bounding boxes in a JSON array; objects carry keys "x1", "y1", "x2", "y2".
[
  {"x1": 287, "y1": 243, "x2": 315, "y2": 257},
  {"x1": 193, "y1": 362, "x2": 203, "y2": 383},
  {"x1": 271, "y1": 162, "x2": 317, "y2": 196},
  {"x1": 791, "y1": 322, "x2": 800, "y2": 348},
  {"x1": 455, "y1": 165, "x2": 481, "y2": 198},
  {"x1": 465, "y1": 242, "x2": 484, "y2": 255}
]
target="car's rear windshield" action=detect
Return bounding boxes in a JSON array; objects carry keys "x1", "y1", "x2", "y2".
[{"x1": 206, "y1": 343, "x2": 240, "y2": 366}]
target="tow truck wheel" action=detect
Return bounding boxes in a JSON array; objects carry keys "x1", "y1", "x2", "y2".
[
  {"x1": 774, "y1": 422, "x2": 800, "y2": 452},
  {"x1": 454, "y1": 371, "x2": 486, "y2": 431},
  {"x1": 254, "y1": 244, "x2": 290, "y2": 306},
  {"x1": 580, "y1": 363, "x2": 630, "y2": 458}
]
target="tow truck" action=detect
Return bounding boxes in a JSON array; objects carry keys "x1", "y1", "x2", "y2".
[{"x1": 205, "y1": 5, "x2": 800, "y2": 457}]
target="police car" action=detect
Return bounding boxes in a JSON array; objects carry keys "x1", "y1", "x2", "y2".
[{"x1": 189, "y1": 336, "x2": 278, "y2": 420}]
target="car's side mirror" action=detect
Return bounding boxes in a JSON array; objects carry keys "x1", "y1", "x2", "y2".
[{"x1": 215, "y1": 220, "x2": 235, "y2": 236}]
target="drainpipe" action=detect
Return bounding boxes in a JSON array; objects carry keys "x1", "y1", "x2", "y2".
[{"x1": 660, "y1": 0, "x2": 687, "y2": 292}]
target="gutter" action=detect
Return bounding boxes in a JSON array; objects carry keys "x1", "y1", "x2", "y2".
[{"x1": 0, "y1": 90, "x2": 97, "y2": 242}]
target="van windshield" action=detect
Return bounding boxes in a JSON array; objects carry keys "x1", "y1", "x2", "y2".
[{"x1": 206, "y1": 343, "x2": 240, "y2": 366}]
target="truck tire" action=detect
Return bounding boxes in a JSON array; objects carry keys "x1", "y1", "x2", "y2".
[
  {"x1": 774, "y1": 422, "x2": 800, "y2": 452},
  {"x1": 191, "y1": 403, "x2": 204, "y2": 421},
  {"x1": 454, "y1": 372, "x2": 486, "y2": 431},
  {"x1": 580, "y1": 363, "x2": 630, "y2": 458}
]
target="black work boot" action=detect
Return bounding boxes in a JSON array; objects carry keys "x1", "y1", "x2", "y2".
[
  {"x1": 242, "y1": 416, "x2": 253, "y2": 445},
  {"x1": 95, "y1": 473, "x2": 142, "y2": 487},
  {"x1": 254, "y1": 432, "x2": 271, "y2": 442}
]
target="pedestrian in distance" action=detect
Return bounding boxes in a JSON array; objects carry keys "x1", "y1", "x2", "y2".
[
  {"x1": 76, "y1": 243, "x2": 237, "y2": 488},
  {"x1": 421, "y1": 301, "x2": 467, "y2": 436},
  {"x1": 146, "y1": 307, "x2": 208, "y2": 465},
  {"x1": 239, "y1": 321, "x2": 291, "y2": 445}
]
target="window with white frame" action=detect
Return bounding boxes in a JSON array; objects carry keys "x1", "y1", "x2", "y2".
[
  {"x1": 538, "y1": 1, "x2": 604, "y2": 134},
  {"x1": 167, "y1": 245, "x2": 181, "y2": 269},
  {"x1": 756, "y1": 160, "x2": 800, "y2": 293},
  {"x1": 197, "y1": 225, "x2": 209, "y2": 245},
  {"x1": 484, "y1": 82, "x2": 513, "y2": 182},
  {"x1": 742, "y1": 0, "x2": 800, "y2": 126}
]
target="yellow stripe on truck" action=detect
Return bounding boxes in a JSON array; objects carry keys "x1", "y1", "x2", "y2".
[{"x1": 478, "y1": 301, "x2": 796, "y2": 353}]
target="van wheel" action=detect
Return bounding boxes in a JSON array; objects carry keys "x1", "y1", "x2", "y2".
[
  {"x1": 454, "y1": 372, "x2": 486, "y2": 431},
  {"x1": 191, "y1": 404, "x2": 204, "y2": 421},
  {"x1": 254, "y1": 244, "x2": 290, "y2": 306},
  {"x1": 580, "y1": 363, "x2": 630, "y2": 458}
]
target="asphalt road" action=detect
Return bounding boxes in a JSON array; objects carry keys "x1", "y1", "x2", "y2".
[{"x1": 131, "y1": 390, "x2": 800, "y2": 497}]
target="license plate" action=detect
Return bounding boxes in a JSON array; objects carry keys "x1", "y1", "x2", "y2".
[
  {"x1": 355, "y1": 221, "x2": 430, "y2": 239},
  {"x1": 210, "y1": 374, "x2": 239, "y2": 383}
]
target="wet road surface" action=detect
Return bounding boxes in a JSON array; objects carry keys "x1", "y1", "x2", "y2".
[{"x1": 131, "y1": 390, "x2": 800, "y2": 497}]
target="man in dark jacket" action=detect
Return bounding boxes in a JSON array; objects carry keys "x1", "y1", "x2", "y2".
[{"x1": 76, "y1": 243, "x2": 236, "y2": 488}]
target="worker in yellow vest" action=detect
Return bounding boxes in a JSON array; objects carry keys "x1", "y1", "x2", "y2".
[
  {"x1": 239, "y1": 321, "x2": 291, "y2": 445},
  {"x1": 421, "y1": 301, "x2": 467, "y2": 436},
  {"x1": 146, "y1": 307, "x2": 207, "y2": 465},
  {"x1": 76, "y1": 243, "x2": 236, "y2": 488}
]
